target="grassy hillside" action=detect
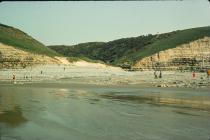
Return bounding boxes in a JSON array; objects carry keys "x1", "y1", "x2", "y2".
[
  {"x1": 49, "y1": 26, "x2": 210, "y2": 67},
  {"x1": 49, "y1": 42, "x2": 105, "y2": 57},
  {"x1": 0, "y1": 23, "x2": 59, "y2": 56}
]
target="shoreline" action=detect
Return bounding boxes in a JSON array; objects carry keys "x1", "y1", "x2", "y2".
[
  {"x1": 1, "y1": 80, "x2": 210, "y2": 112},
  {"x1": 1, "y1": 80, "x2": 210, "y2": 91},
  {"x1": 0, "y1": 64, "x2": 210, "y2": 89},
  {"x1": 1, "y1": 74, "x2": 210, "y2": 89}
]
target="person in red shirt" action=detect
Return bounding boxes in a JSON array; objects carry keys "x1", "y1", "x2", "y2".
[
  {"x1": 192, "y1": 71, "x2": 196, "y2": 78},
  {"x1": 207, "y1": 70, "x2": 210, "y2": 79}
]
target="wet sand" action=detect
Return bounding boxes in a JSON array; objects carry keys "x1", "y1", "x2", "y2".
[
  {"x1": 0, "y1": 64, "x2": 210, "y2": 139},
  {"x1": 0, "y1": 83, "x2": 210, "y2": 140}
]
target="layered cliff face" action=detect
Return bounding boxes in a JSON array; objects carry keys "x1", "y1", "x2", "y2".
[
  {"x1": 0, "y1": 43, "x2": 63, "y2": 68},
  {"x1": 133, "y1": 37, "x2": 210, "y2": 70}
]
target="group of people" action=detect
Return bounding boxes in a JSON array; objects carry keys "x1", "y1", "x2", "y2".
[
  {"x1": 192, "y1": 69, "x2": 210, "y2": 79},
  {"x1": 153, "y1": 69, "x2": 210, "y2": 79},
  {"x1": 11, "y1": 67, "x2": 66, "y2": 82},
  {"x1": 154, "y1": 70, "x2": 162, "y2": 79},
  {"x1": 11, "y1": 68, "x2": 210, "y2": 83}
]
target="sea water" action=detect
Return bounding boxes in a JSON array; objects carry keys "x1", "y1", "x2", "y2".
[{"x1": 0, "y1": 83, "x2": 210, "y2": 140}]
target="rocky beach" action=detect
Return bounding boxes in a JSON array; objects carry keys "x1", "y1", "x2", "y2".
[{"x1": 0, "y1": 61, "x2": 210, "y2": 89}]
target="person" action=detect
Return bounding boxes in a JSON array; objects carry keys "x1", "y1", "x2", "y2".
[
  {"x1": 154, "y1": 71, "x2": 158, "y2": 79},
  {"x1": 41, "y1": 70, "x2": 43, "y2": 74},
  {"x1": 192, "y1": 71, "x2": 196, "y2": 78},
  {"x1": 207, "y1": 69, "x2": 210, "y2": 79},
  {"x1": 12, "y1": 74, "x2": 16, "y2": 80},
  {"x1": 159, "y1": 70, "x2": 162, "y2": 78},
  {"x1": 12, "y1": 74, "x2": 16, "y2": 84}
]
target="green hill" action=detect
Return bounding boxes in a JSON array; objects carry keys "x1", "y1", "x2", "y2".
[
  {"x1": 0, "y1": 23, "x2": 58, "y2": 56},
  {"x1": 49, "y1": 26, "x2": 210, "y2": 67}
]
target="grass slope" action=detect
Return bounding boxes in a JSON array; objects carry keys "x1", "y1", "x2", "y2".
[
  {"x1": 49, "y1": 26, "x2": 210, "y2": 67},
  {"x1": 0, "y1": 23, "x2": 58, "y2": 56}
]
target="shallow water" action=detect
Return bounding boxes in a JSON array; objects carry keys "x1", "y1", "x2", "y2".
[{"x1": 0, "y1": 83, "x2": 210, "y2": 140}]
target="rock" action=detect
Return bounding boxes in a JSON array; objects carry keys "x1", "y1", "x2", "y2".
[
  {"x1": 157, "y1": 83, "x2": 167, "y2": 87},
  {"x1": 0, "y1": 43, "x2": 64, "y2": 69},
  {"x1": 133, "y1": 37, "x2": 210, "y2": 70}
]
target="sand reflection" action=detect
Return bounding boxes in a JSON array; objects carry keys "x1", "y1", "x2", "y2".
[
  {"x1": 0, "y1": 106, "x2": 27, "y2": 127},
  {"x1": 100, "y1": 94, "x2": 210, "y2": 111}
]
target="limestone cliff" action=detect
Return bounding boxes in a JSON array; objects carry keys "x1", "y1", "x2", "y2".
[
  {"x1": 0, "y1": 43, "x2": 68, "y2": 68},
  {"x1": 132, "y1": 37, "x2": 210, "y2": 70}
]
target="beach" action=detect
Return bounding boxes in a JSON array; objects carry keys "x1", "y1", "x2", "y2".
[
  {"x1": 0, "y1": 62, "x2": 210, "y2": 88},
  {"x1": 1, "y1": 1, "x2": 210, "y2": 139},
  {"x1": 0, "y1": 63, "x2": 210, "y2": 140}
]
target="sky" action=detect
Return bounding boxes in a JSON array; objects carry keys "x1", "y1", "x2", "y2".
[{"x1": 0, "y1": 1, "x2": 210, "y2": 45}]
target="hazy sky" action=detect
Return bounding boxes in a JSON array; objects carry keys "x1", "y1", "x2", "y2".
[{"x1": 0, "y1": 1, "x2": 210, "y2": 45}]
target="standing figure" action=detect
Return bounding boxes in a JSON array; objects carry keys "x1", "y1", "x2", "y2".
[
  {"x1": 154, "y1": 71, "x2": 158, "y2": 79},
  {"x1": 12, "y1": 74, "x2": 16, "y2": 80},
  {"x1": 12, "y1": 74, "x2": 16, "y2": 84},
  {"x1": 192, "y1": 71, "x2": 196, "y2": 78},
  {"x1": 207, "y1": 69, "x2": 210, "y2": 79},
  {"x1": 159, "y1": 70, "x2": 162, "y2": 78}
]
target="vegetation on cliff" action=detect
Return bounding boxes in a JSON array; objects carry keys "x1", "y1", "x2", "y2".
[
  {"x1": 49, "y1": 26, "x2": 210, "y2": 68},
  {"x1": 0, "y1": 23, "x2": 58, "y2": 56},
  {"x1": 1, "y1": 23, "x2": 210, "y2": 68}
]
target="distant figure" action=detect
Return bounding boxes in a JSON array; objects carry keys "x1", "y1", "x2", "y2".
[
  {"x1": 12, "y1": 75, "x2": 15, "y2": 80},
  {"x1": 192, "y1": 71, "x2": 196, "y2": 78},
  {"x1": 207, "y1": 69, "x2": 210, "y2": 79},
  {"x1": 159, "y1": 70, "x2": 162, "y2": 78},
  {"x1": 154, "y1": 71, "x2": 158, "y2": 79},
  {"x1": 12, "y1": 74, "x2": 16, "y2": 83},
  {"x1": 64, "y1": 67, "x2": 65, "y2": 71},
  {"x1": 41, "y1": 70, "x2": 43, "y2": 74}
]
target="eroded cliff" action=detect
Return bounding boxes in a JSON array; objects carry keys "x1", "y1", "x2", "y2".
[
  {"x1": 133, "y1": 37, "x2": 210, "y2": 70},
  {"x1": 0, "y1": 43, "x2": 65, "y2": 68}
]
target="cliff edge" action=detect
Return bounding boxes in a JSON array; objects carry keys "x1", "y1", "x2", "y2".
[{"x1": 133, "y1": 37, "x2": 210, "y2": 70}]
